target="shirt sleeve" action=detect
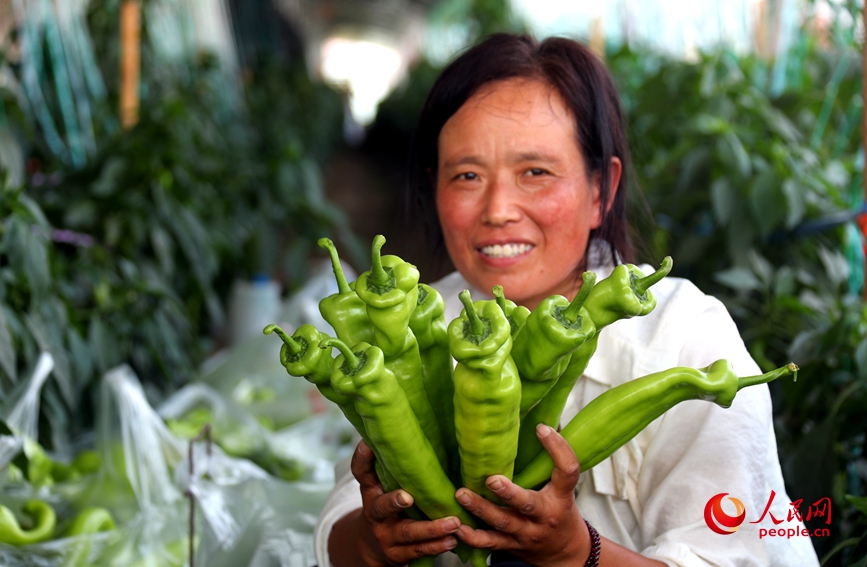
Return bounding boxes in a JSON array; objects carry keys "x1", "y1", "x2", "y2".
[{"x1": 635, "y1": 298, "x2": 819, "y2": 567}]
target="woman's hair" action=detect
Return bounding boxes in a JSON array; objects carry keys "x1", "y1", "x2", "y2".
[{"x1": 405, "y1": 33, "x2": 635, "y2": 268}]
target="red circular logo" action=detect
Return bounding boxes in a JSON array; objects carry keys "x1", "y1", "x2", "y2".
[{"x1": 704, "y1": 493, "x2": 746, "y2": 535}]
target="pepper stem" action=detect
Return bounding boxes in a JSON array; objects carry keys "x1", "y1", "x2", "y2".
[
  {"x1": 318, "y1": 238, "x2": 351, "y2": 293},
  {"x1": 492, "y1": 285, "x2": 507, "y2": 313},
  {"x1": 370, "y1": 235, "x2": 389, "y2": 287},
  {"x1": 319, "y1": 338, "x2": 361, "y2": 371},
  {"x1": 561, "y1": 271, "x2": 597, "y2": 323},
  {"x1": 737, "y1": 362, "x2": 799, "y2": 390},
  {"x1": 459, "y1": 290, "x2": 485, "y2": 337},
  {"x1": 264, "y1": 324, "x2": 303, "y2": 356},
  {"x1": 634, "y1": 256, "x2": 673, "y2": 296}
]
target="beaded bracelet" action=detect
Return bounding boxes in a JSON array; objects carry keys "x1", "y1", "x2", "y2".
[{"x1": 583, "y1": 519, "x2": 601, "y2": 567}]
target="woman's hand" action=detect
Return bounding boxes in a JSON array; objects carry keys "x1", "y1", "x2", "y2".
[
  {"x1": 453, "y1": 424, "x2": 590, "y2": 567},
  {"x1": 328, "y1": 440, "x2": 462, "y2": 567}
]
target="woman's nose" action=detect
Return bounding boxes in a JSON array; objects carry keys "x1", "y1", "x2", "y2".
[{"x1": 481, "y1": 175, "x2": 522, "y2": 227}]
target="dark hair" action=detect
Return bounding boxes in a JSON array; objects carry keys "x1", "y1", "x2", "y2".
[{"x1": 405, "y1": 33, "x2": 635, "y2": 269}]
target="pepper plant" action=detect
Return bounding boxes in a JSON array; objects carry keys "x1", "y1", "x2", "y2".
[{"x1": 608, "y1": 17, "x2": 865, "y2": 564}]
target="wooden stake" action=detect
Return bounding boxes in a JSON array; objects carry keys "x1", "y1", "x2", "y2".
[
  {"x1": 590, "y1": 17, "x2": 605, "y2": 60},
  {"x1": 119, "y1": 1, "x2": 141, "y2": 129}
]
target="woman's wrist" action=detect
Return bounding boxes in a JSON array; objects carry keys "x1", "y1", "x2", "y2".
[
  {"x1": 329, "y1": 508, "x2": 387, "y2": 567},
  {"x1": 582, "y1": 520, "x2": 601, "y2": 567}
]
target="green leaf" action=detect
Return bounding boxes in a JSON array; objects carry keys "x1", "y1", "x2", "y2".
[
  {"x1": 855, "y1": 337, "x2": 867, "y2": 382},
  {"x1": 714, "y1": 267, "x2": 762, "y2": 291},
  {"x1": 24, "y1": 311, "x2": 73, "y2": 407},
  {"x1": 718, "y1": 131, "x2": 751, "y2": 179},
  {"x1": 90, "y1": 157, "x2": 126, "y2": 197},
  {"x1": 710, "y1": 178, "x2": 734, "y2": 225},
  {"x1": 748, "y1": 169, "x2": 785, "y2": 237},
  {"x1": 87, "y1": 316, "x2": 118, "y2": 374},
  {"x1": 67, "y1": 328, "x2": 93, "y2": 393},
  {"x1": 817, "y1": 246, "x2": 850, "y2": 287},
  {"x1": 693, "y1": 114, "x2": 729, "y2": 135},
  {"x1": 0, "y1": 303, "x2": 16, "y2": 382},
  {"x1": 846, "y1": 495, "x2": 867, "y2": 517},
  {"x1": 780, "y1": 179, "x2": 806, "y2": 229}
]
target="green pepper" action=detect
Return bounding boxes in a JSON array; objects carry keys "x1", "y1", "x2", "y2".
[
  {"x1": 514, "y1": 361, "x2": 798, "y2": 489},
  {"x1": 264, "y1": 324, "x2": 401, "y2": 492},
  {"x1": 0, "y1": 500, "x2": 56, "y2": 545},
  {"x1": 65, "y1": 507, "x2": 116, "y2": 536},
  {"x1": 317, "y1": 238, "x2": 376, "y2": 347},
  {"x1": 355, "y1": 236, "x2": 447, "y2": 471},
  {"x1": 515, "y1": 259, "x2": 673, "y2": 473},
  {"x1": 323, "y1": 337, "x2": 481, "y2": 565},
  {"x1": 491, "y1": 285, "x2": 530, "y2": 338},
  {"x1": 582, "y1": 257, "x2": 672, "y2": 329},
  {"x1": 449, "y1": 290, "x2": 521, "y2": 504},
  {"x1": 511, "y1": 272, "x2": 596, "y2": 417},
  {"x1": 409, "y1": 284, "x2": 460, "y2": 484}
]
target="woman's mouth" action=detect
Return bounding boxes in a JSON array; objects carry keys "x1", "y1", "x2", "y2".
[{"x1": 479, "y1": 243, "x2": 534, "y2": 259}]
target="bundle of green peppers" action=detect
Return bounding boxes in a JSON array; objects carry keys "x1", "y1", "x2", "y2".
[{"x1": 266, "y1": 235, "x2": 798, "y2": 565}]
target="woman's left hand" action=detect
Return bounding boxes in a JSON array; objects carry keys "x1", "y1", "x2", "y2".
[{"x1": 453, "y1": 424, "x2": 591, "y2": 567}]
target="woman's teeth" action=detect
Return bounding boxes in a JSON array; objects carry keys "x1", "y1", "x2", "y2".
[{"x1": 480, "y1": 243, "x2": 533, "y2": 258}]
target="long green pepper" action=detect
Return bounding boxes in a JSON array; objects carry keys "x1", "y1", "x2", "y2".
[
  {"x1": 515, "y1": 259, "x2": 672, "y2": 472},
  {"x1": 511, "y1": 272, "x2": 597, "y2": 418},
  {"x1": 323, "y1": 338, "x2": 481, "y2": 566},
  {"x1": 264, "y1": 324, "x2": 400, "y2": 492},
  {"x1": 449, "y1": 290, "x2": 521, "y2": 504},
  {"x1": 356, "y1": 236, "x2": 447, "y2": 471},
  {"x1": 491, "y1": 285, "x2": 530, "y2": 339},
  {"x1": 409, "y1": 284, "x2": 459, "y2": 484},
  {"x1": 0, "y1": 500, "x2": 56, "y2": 545},
  {"x1": 515, "y1": 361, "x2": 798, "y2": 489},
  {"x1": 317, "y1": 238, "x2": 376, "y2": 347}
]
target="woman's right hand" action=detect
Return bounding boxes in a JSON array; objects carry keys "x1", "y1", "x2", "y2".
[{"x1": 328, "y1": 440, "x2": 463, "y2": 567}]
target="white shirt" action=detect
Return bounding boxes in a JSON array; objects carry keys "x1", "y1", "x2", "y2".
[{"x1": 314, "y1": 265, "x2": 820, "y2": 567}]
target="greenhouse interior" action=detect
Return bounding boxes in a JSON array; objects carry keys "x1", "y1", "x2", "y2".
[{"x1": 0, "y1": 0, "x2": 865, "y2": 565}]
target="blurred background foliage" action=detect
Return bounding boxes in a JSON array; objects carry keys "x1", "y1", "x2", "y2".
[
  {"x1": 0, "y1": 0, "x2": 865, "y2": 563},
  {"x1": 0, "y1": 0, "x2": 350, "y2": 446}
]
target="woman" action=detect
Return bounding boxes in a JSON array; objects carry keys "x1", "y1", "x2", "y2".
[{"x1": 314, "y1": 34, "x2": 819, "y2": 567}]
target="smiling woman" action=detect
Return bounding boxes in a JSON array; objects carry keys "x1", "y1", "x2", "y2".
[
  {"x1": 435, "y1": 78, "x2": 617, "y2": 310},
  {"x1": 314, "y1": 34, "x2": 820, "y2": 567}
]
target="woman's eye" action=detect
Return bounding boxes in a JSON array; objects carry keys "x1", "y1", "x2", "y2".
[{"x1": 456, "y1": 172, "x2": 478, "y2": 181}]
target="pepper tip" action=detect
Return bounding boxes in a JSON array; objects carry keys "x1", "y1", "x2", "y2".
[{"x1": 263, "y1": 324, "x2": 276, "y2": 335}]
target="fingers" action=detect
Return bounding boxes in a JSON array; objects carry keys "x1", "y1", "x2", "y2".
[
  {"x1": 351, "y1": 440, "x2": 378, "y2": 484},
  {"x1": 455, "y1": 524, "x2": 513, "y2": 550},
  {"x1": 456, "y1": 488, "x2": 520, "y2": 534},
  {"x1": 537, "y1": 424, "x2": 581, "y2": 499},
  {"x1": 393, "y1": 516, "x2": 462, "y2": 545},
  {"x1": 367, "y1": 487, "x2": 414, "y2": 522},
  {"x1": 484, "y1": 475, "x2": 539, "y2": 517}
]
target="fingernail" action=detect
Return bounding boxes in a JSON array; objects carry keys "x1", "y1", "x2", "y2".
[
  {"x1": 537, "y1": 424, "x2": 552, "y2": 438},
  {"x1": 396, "y1": 491, "x2": 409, "y2": 507},
  {"x1": 444, "y1": 518, "x2": 460, "y2": 531},
  {"x1": 487, "y1": 477, "x2": 504, "y2": 491},
  {"x1": 456, "y1": 490, "x2": 471, "y2": 505},
  {"x1": 357, "y1": 441, "x2": 370, "y2": 455},
  {"x1": 444, "y1": 537, "x2": 457, "y2": 550},
  {"x1": 455, "y1": 526, "x2": 468, "y2": 539}
]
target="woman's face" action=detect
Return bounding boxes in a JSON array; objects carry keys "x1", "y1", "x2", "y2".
[{"x1": 436, "y1": 78, "x2": 618, "y2": 310}]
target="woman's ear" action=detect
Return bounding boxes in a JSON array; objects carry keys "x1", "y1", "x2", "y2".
[{"x1": 591, "y1": 156, "x2": 623, "y2": 228}]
